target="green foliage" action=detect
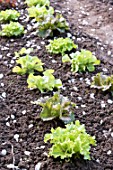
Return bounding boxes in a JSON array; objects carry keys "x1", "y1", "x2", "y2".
[
  {"x1": 14, "y1": 47, "x2": 33, "y2": 58},
  {"x1": 0, "y1": 9, "x2": 20, "y2": 23},
  {"x1": 25, "y1": 0, "x2": 50, "y2": 7},
  {"x1": 27, "y1": 6, "x2": 54, "y2": 18},
  {"x1": 36, "y1": 13, "x2": 69, "y2": 38},
  {"x1": 27, "y1": 69, "x2": 62, "y2": 92},
  {"x1": 12, "y1": 55, "x2": 44, "y2": 75},
  {"x1": 44, "y1": 120, "x2": 96, "y2": 160},
  {"x1": 0, "y1": 22, "x2": 24, "y2": 37},
  {"x1": 91, "y1": 73, "x2": 113, "y2": 92},
  {"x1": 32, "y1": 92, "x2": 75, "y2": 123},
  {"x1": 70, "y1": 49, "x2": 100, "y2": 73},
  {"x1": 46, "y1": 38, "x2": 77, "y2": 56}
]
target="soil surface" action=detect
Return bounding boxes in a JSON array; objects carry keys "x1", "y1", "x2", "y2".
[{"x1": 0, "y1": 0, "x2": 113, "y2": 170}]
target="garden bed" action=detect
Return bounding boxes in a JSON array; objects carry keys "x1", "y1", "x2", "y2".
[{"x1": 0, "y1": 0, "x2": 113, "y2": 169}]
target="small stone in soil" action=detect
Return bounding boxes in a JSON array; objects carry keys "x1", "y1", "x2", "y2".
[
  {"x1": 24, "y1": 151, "x2": 30, "y2": 156},
  {"x1": 1, "y1": 149, "x2": 7, "y2": 156},
  {"x1": 14, "y1": 134, "x2": 19, "y2": 142}
]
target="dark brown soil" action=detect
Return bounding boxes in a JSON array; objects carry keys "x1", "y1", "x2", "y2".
[{"x1": 0, "y1": 0, "x2": 113, "y2": 170}]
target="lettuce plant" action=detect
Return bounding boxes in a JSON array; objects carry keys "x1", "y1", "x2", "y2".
[
  {"x1": 25, "y1": 0, "x2": 50, "y2": 7},
  {"x1": 14, "y1": 47, "x2": 33, "y2": 58},
  {"x1": 44, "y1": 120, "x2": 96, "y2": 160},
  {"x1": 70, "y1": 49, "x2": 100, "y2": 73},
  {"x1": 27, "y1": 6, "x2": 54, "y2": 19},
  {"x1": 0, "y1": 22, "x2": 24, "y2": 37},
  {"x1": 32, "y1": 92, "x2": 75, "y2": 123},
  {"x1": 37, "y1": 13, "x2": 69, "y2": 38},
  {"x1": 12, "y1": 55, "x2": 44, "y2": 75},
  {"x1": 0, "y1": 9, "x2": 20, "y2": 23},
  {"x1": 46, "y1": 38, "x2": 77, "y2": 56},
  {"x1": 27, "y1": 69, "x2": 62, "y2": 92},
  {"x1": 91, "y1": 73, "x2": 113, "y2": 93}
]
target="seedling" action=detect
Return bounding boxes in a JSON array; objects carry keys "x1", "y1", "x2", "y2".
[
  {"x1": 32, "y1": 92, "x2": 75, "y2": 123},
  {"x1": 44, "y1": 120, "x2": 96, "y2": 160},
  {"x1": 36, "y1": 13, "x2": 69, "y2": 38},
  {"x1": 46, "y1": 37, "x2": 77, "y2": 56},
  {"x1": 25, "y1": 0, "x2": 50, "y2": 7},
  {"x1": 0, "y1": 9, "x2": 20, "y2": 23},
  {"x1": 70, "y1": 49, "x2": 100, "y2": 73},
  {"x1": 12, "y1": 55, "x2": 44, "y2": 75},
  {"x1": 27, "y1": 69, "x2": 62, "y2": 92},
  {"x1": 91, "y1": 73, "x2": 113, "y2": 94},
  {"x1": 0, "y1": 22, "x2": 24, "y2": 37},
  {"x1": 27, "y1": 6, "x2": 54, "y2": 19}
]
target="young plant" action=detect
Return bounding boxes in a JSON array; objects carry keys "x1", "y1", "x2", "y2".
[
  {"x1": 46, "y1": 38, "x2": 77, "y2": 56},
  {"x1": 12, "y1": 55, "x2": 44, "y2": 75},
  {"x1": 14, "y1": 47, "x2": 33, "y2": 58},
  {"x1": 32, "y1": 92, "x2": 75, "y2": 123},
  {"x1": 0, "y1": 22, "x2": 24, "y2": 37},
  {"x1": 27, "y1": 69, "x2": 62, "y2": 92},
  {"x1": 70, "y1": 49, "x2": 100, "y2": 73},
  {"x1": 44, "y1": 120, "x2": 96, "y2": 160},
  {"x1": 25, "y1": 0, "x2": 50, "y2": 7},
  {"x1": 91, "y1": 73, "x2": 113, "y2": 93},
  {"x1": 0, "y1": 9, "x2": 20, "y2": 23},
  {"x1": 37, "y1": 13, "x2": 69, "y2": 38},
  {"x1": 27, "y1": 6, "x2": 54, "y2": 19}
]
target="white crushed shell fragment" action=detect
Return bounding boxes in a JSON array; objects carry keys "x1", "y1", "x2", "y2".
[
  {"x1": 13, "y1": 120, "x2": 16, "y2": 123},
  {"x1": 1, "y1": 149, "x2": 7, "y2": 156},
  {"x1": 107, "y1": 150, "x2": 112, "y2": 155},
  {"x1": 0, "y1": 73, "x2": 3, "y2": 79},
  {"x1": 14, "y1": 134, "x2": 19, "y2": 142},
  {"x1": 40, "y1": 146, "x2": 45, "y2": 149},
  {"x1": 107, "y1": 99, "x2": 113, "y2": 104},
  {"x1": 22, "y1": 110, "x2": 26, "y2": 115},
  {"x1": 6, "y1": 122, "x2": 10, "y2": 127},
  {"x1": 2, "y1": 92, "x2": 6, "y2": 98},
  {"x1": 52, "y1": 59, "x2": 57, "y2": 63},
  {"x1": 102, "y1": 68, "x2": 107, "y2": 72},
  {"x1": 96, "y1": 159, "x2": 100, "y2": 163},
  {"x1": 41, "y1": 41, "x2": 45, "y2": 45},
  {"x1": 90, "y1": 93, "x2": 95, "y2": 99},
  {"x1": 81, "y1": 104, "x2": 86, "y2": 108},
  {"x1": 28, "y1": 124, "x2": 33, "y2": 128},
  {"x1": 43, "y1": 152, "x2": 48, "y2": 156},
  {"x1": 77, "y1": 96, "x2": 82, "y2": 101},
  {"x1": 67, "y1": 33, "x2": 72, "y2": 37},
  {"x1": 82, "y1": 111, "x2": 86, "y2": 115},
  {"x1": 10, "y1": 60, "x2": 15, "y2": 64},
  {"x1": 35, "y1": 162, "x2": 42, "y2": 170},
  {"x1": 24, "y1": 151, "x2": 30, "y2": 156},
  {"x1": 11, "y1": 114, "x2": 15, "y2": 119},
  {"x1": 107, "y1": 51, "x2": 111, "y2": 56},
  {"x1": 101, "y1": 101, "x2": 106, "y2": 108},
  {"x1": 7, "y1": 164, "x2": 18, "y2": 169},
  {"x1": 0, "y1": 55, "x2": 2, "y2": 59},
  {"x1": 79, "y1": 77, "x2": 83, "y2": 81},
  {"x1": 1, "y1": 83, "x2": 4, "y2": 87},
  {"x1": 100, "y1": 120, "x2": 103, "y2": 124},
  {"x1": 73, "y1": 86, "x2": 78, "y2": 91},
  {"x1": 111, "y1": 132, "x2": 113, "y2": 137}
]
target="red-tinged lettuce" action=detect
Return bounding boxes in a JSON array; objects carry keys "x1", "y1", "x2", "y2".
[
  {"x1": 44, "y1": 120, "x2": 96, "y2": 160},
  {"x1": 31, "y1": 92, "x2": 75, "y2": 123},
  {"x1": 27, "y1": 69, "x2": 62, "y2": 92}
]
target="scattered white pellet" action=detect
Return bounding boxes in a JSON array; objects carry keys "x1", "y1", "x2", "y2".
[
  {"x1": 67, "y1": 33, "x2": 72, "y2": 38},
  {"x1": 6, "y1": 122, "x2": 10, "y2": 127},
  {"x1": 2, "y1": 92, "x2": 6, "y2": 98},
  {"x1": 90, "y1": 93, "x2": 95, "y2": 99},
  {"x1": 73, "y1": 86, "x2": 78, "y2": 91},
  {"x1": 107, "y1": 150, "x2": 112, "y2": 155},
  {"x1": 40, "y1": 146, "x2": 45, "y2": 149},
  {"x1": 81, "y1": 104, "x2": 86, "y2": 108},
  {"x1": 111, "y1": 132, "x2": 113, "y2": 138},
  {"x1": 11, "y1": 114, "x2": 15, "y2": 119},
  {"x1": 1, "y1": 149, "x2": 7, "y2": 156},
  {"x1": 24, "y1": 151, "x2": 30, "y2": 156},
  {"x1": 107, "y1": 99, "x2": 113, "y2": 104},
  {"x1": 101, "y1": 101, "x2": 106, "y2": 108},
  {"x1": 14, "y1": 134, "x2": 19, "y2": 142},
  {"x1": 28, "y1": 124, "x2": 33, "y2": 128},
  {"x1": 82, "y1": 111, "x2": 86, "y2": 115},
  {"x1": 107, "y1": 51, "x2": 111, "y2": 56},
  {"x1": 100, "y1": 120, "x2": 103, "y2": 124},
  {"x1": 22, "y1": 110, "x2": 26, "y2": 115},
  {"x1": 102, "y1": 68, "x2": 108, "y2": 72},
  {"x1": 52, "y1": 59, "x2": 57, "y2": 63},
  {"x1": 77, "y1": 96, "x2": 82, "y2": 101},
  {"x1": 1, "y1": 83, "x2": 4, "y2": 87},
  {"x1": 35, "y1": 162, "x2": 42, "y2": 170},
  {"x1": 0, "y1": 73, "x2": 3, "y2": 79}
]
